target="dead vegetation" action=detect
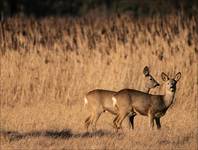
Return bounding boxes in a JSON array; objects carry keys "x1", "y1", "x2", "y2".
[{"x1": 0, "y1": 12, "x2": 197, "y2": 149}]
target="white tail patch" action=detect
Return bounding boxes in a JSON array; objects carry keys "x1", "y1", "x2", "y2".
[
  {"x1": 112, "y1": 97, "x2": 117, "y2": 107},
  {"x1": 84, "y1": 97, "x2": 88, "y2": 107}
]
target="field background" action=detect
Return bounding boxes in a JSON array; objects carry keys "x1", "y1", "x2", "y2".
[{"x1": 0, "y1": 5, "x2": 198, "y2": 150}]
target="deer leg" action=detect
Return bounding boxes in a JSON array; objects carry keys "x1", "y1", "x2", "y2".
[
  {"x1": 128, "y1": 111, "x2": 136, "y2": 129},
  {"x1": 91, "y1": 112, "x2": 103, "y2": 132},
  {"x1": 84, "y1": 115, "x2": 91, "y2": 132},
  {"x1": 128, "y1": 115, "x2": 135, "y2": 129},
  {"x1": 149, "y1": 114, "x2": 154, "y2": 129},
  {"x1": 113, "y1": 114, "x2": 123, "y2": 132},
  {"x1": 116, "y1": 112, "x2": 128, "y2": 131},
  {"x1": 113, "y1": 113, "x2": 124, "y2": 132},
  {"x1": 85, "y1": 112, "x2": 96, "y2": 132},
  {"x1": 112, "y1": 115, "x2": 120, "y2": 132},
  {"x1": 155, "y1": 117, "x2": 161, "y2": 129},
  {"x1": 113, "y1": 115, "x2": 119, "y2": 129}
]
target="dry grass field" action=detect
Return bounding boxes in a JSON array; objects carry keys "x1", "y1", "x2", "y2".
[{"x1": 0, "y1": 12, "x2": 198, "y2": 149}]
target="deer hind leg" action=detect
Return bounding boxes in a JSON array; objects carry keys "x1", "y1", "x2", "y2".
[
  {"x1": 113, "y1": 115, "x2": 119, "y2": 129},
  {"x1": 91, "y1": 111, "x2": 103, "y2": 132},
  {"x1": 115, "y1": 112, "x2": 129, "y2": 131},
  {"x1": 84, "y1": 112, "x2": 97, "y2": 132},
  {"x1": 85, "y1": 115, "x2": 92, "y2": 132},
  {"x1": 114, "y1": 114, "x2": 122, "y2": 129},
  {"x1": 113, "y1": 114, "x2": 122, "y2": 132},
  {"x1": 155, "y1": 117, "x2": 161, "y2": 129}
]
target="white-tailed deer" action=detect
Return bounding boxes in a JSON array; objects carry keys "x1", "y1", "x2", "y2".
[
  {"x1": 112, "y1": 72, "x2": 181, "y2": 131},
  {"x1": 84, "y1": 66, "x2": 160, "y2": 131}
]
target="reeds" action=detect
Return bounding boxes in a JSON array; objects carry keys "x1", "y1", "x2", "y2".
[{"x1": 0, "y1": 12, "x2": 197, "y2": 149}]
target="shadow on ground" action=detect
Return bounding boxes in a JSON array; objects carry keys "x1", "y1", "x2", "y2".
[{"x1": 0, "y1": 129, "x2": 118, "y2": 141}]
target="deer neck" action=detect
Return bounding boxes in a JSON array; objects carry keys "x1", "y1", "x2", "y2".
[
  {"x1": 163, "y1": 90, "x2": 175, "y2": 109},
  {"x1": 142, "y1": 87, "x2": 150, "y2": 93}
]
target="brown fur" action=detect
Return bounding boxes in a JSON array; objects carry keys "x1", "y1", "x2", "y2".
[
  {"x1": 84, "y1": 66, "x2": 159, "y2": 131},
  {"x1": 113, "y1": 72, "x2": 181, "y2": 131}
]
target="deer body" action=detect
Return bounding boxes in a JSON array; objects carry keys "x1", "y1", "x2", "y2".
[
  {"x1": 85, "y1": 90, "x2": 117, "y2": 115},
  {"x1": 84, "y1": 66, "x2": 159, "y2": 131},
  {"x1": 112, "y1": 72, "x2": 181, "y2": 130},
  {"x1": 113, "y1": 90, "x2": 174, "y2": 119}
]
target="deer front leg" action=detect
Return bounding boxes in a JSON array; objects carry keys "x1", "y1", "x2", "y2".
[
  {"x1": 128, "y1": 112, "x2": 136, "y2": 129},
  {"x1": 128, "y1": 115, "x2": 134, "y2": 129},
  {"x1": 149, "y1": 114, "x2": 154, "y2": 129},
  {"x1": 155, "y1": 117, "x2": 161, "y2": 129}
]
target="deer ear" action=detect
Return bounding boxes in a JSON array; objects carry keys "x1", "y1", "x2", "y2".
[
  {"x1": 143, "y1": 66, "x2": 149, "y2": 76},
  {"x1": 175, "y1": 72, "x2": 181, "y2": 81},
  {"x1": 161, "y1": 72, "x2": 169, "y2": 81}
]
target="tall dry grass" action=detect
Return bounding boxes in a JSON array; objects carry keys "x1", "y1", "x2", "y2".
[{"x1": 0, "y1": 12, "x2": 197, "y2": 149}]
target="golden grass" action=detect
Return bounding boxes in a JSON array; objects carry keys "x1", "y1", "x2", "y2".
[{"x1": 0, "y1": 13, "x2": 197, "y2": 149}]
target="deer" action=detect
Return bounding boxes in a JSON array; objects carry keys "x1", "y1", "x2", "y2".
[
  {"x1": 112, "y1": 72, "x2": 181, "y2": 131},
  {"x1": 84, "y1": 66, "x2": 160, "y2": 132}
]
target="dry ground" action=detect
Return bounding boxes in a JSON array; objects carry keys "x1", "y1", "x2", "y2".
[{"x1": 0, "y1": 12, "x2": 198, "y2": 149}]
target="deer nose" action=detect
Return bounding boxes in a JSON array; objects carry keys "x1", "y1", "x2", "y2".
[{"x1": 156, "y1": 83, "x2": 160, "y2": 87}]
